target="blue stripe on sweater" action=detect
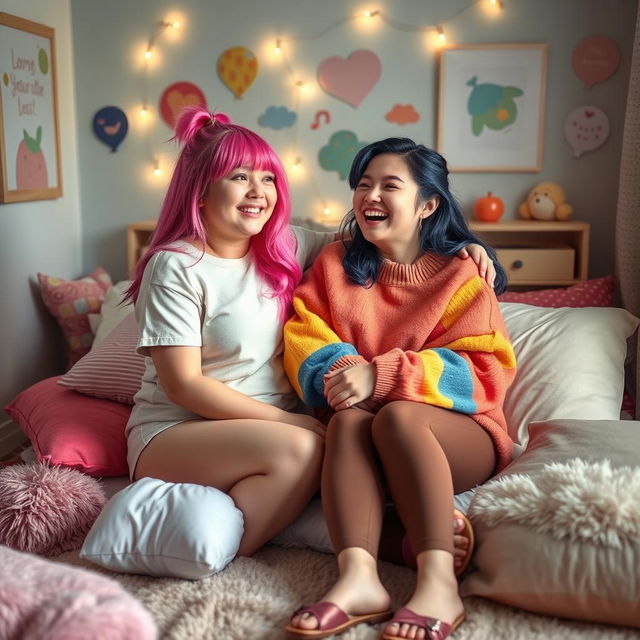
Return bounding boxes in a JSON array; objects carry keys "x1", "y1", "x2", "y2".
[
  {"x1": 432, "y1": 348, "x2": 477, "y2": 414},
  {"x1": 299, "y1": 343, "x2": 359, "y2": 407}
]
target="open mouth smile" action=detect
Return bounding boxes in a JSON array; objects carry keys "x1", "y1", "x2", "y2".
[
  {"x1": 238, "y1": 206, "x2": 263, "y2": 218},
  {"x1": 362, "y1": 208, "x2": 389, "y2": 224}
]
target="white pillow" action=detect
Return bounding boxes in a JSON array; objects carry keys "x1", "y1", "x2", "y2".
[
  {"x1": 91, "y1": 280, "x2": 134, "y2": 348},
  {"x1": 80, "y1": 477, "x2": 244, "y2": 579},
  {"x1": 500, "y1": 303, "x2": 639, "y2": 448}
]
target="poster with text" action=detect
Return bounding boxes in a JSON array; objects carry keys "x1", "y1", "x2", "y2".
[{"x1": 0, "y1": 13, "x2": 62, "y2": 202}]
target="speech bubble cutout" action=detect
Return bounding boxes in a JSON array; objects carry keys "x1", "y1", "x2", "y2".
[
  {"x1": 217, "y1": 46, "x2": 259, "y2": 99},
  {"x1": 564, "y1": 106, "x2": 610, "y2": 157},
  {"x1": 159, "y1": 82, "x2": 207, "y2": 130},
  {"x1": 93, "y1": 106, "x2": 129, "y2": 152},
  {"x1": 572, "y1": 36, "x2": 620, "y2": 89}
]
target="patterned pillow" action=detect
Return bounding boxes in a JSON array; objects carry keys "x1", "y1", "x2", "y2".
[
  {"x1": 38, "y1": 268, "x2": 112, "y2": 367},
  {"x1": 497, "y1": 275, "x2": 614, "y2": 307},
  {"x1": 58, "y1": 313, "x2": 144, "y2": 405}
]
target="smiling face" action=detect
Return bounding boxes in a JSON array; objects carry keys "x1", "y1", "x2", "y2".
[
  {"x1": 201, "y1": 166, "x2": 277, "y2": 257},
  {"x1": 352, "y1": 153, "x2": 438, "y2": 263}
]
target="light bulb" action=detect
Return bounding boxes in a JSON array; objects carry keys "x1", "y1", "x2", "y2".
[
  {"x1": 171, "y1": 20, "x2": 181, "y2": 28},
  {"x1": 274, "y1": 39, "x2": 282, "y2": 54},
  {"x1": 437, "y1": 26, "x2": 446, "y2": 43},
  {"x1": 144, "y1": 49, "x2": 152, "y2": 60},
  {"x1": 140, "y1": 105, "x2": 149, "y2": 117},
  {"x1": 323, "y1": 207, "x2": 331, "y2": 216}
]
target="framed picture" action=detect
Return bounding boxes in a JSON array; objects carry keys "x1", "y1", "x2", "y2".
[
  {"x1": 437, "y1": 44, "x2": 548, "y2": 172},
  {"x1": 0, "y1": 12, "x2": 62, "y2": 203}
]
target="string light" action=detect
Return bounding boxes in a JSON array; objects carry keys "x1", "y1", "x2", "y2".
[
  {"x1": 140, "y1": 105, "x2": 150, "y2": 117},
  {"x1": 143, "y1": 49, "x2": 152, "y2": 60},
  {"x1": 436, "y1": 25, "x2": 446, "y2": 43},
  {"x1": 274, "y1": 38, "x2": 282, "y2": 54},
  {"x1": 323, "y1": 207, "x2": 332, "y2": 216},
  {"x1": 152, "y1": 158, "x2": 162, "y2": 176},
  {"x1": 363, "y1": 10, "x2": 380, "y2": 18},
  {"x1": 489, "y1": 0, "x2": 505, "y2": 7}
]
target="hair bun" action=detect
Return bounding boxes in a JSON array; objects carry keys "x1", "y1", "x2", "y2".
[{"x1": 174, "y1": 107, "x2": 233, "y2": 144}]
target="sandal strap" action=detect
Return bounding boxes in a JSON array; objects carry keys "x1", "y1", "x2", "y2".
[
  {"x1": 390, "y1": 607, "x2": 452, "y2": 640},
  {"x1": 291, "y1": 601, "x2": 349, "y2": 630}
]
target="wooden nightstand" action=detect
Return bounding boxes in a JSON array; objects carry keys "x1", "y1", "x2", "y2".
[
  {"x1": 126, "y1": 220, "x2": 157, "y2": 278},
  {"x1": 469, "y1": 220, "x2": 590, "y2": 288}
]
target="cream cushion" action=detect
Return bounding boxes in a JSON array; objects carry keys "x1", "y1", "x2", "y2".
[{"x1": 462, "y1": 418, "x2": 640, "y2": 628}]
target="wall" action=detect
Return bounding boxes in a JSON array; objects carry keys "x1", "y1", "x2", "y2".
[
  {"x1": 0, "y1": 0, "x2": 81, "y2": 443},
  {"x1": 71, "y1": 0, "x2": 638, "y2": 284}
]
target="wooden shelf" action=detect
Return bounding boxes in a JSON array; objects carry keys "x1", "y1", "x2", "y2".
[{"x1": 468, "y1": 219, "x2": 590, "y2": 288}]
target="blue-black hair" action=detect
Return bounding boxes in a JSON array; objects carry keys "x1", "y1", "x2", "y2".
[{"x1": 339, "y1": 137, "x2": 507, "y2": 294}]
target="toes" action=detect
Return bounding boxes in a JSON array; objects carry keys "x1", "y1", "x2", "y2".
[
  {"x1": 290, "y1": 612, "x2": 319, "y2": 631},
  {"x1": 453, "y1": 534, "x2": 469, "y2": 549}
]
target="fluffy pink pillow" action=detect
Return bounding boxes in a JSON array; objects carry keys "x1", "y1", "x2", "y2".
[
  {"x1": 4, "y1": 377, "x2": 130, "y2": 477},
  {"x1": 38, "y1": 267, "x2": 113, "y2": 367},
  {"x1": 58, "y1": 314, "x2": 145, "y2": 405},
  {"x1": 498, "y1": 275, "x2": 614, "y2": 307}
]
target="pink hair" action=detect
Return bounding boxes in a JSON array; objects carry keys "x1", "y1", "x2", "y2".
[{"x1": 125, "y1": 107, "x2": 301, "y2": 321}]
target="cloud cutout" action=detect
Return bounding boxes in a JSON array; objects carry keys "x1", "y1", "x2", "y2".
[
  {"x1": 258, "y1": 106, "x2": 297, "y2": 130},
  {"x1": 318, "y1": 130, "x2": 368, "y2": 181},
  {"x1": 385, "y1": 104, "x2": 420, "y2": 125}
]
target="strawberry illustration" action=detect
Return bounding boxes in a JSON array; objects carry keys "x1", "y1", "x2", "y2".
[{"x1": 16, "y1": 126, "x2": 48, "y2": 189}]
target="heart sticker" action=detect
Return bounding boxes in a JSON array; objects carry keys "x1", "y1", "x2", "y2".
[{"x1": 317, "y1": 49, "x2": 382, "y2": 108}]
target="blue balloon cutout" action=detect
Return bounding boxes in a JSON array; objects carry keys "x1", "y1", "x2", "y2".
[{"x1": 92, "y1": 106, "x2": 128, "y2": 152}]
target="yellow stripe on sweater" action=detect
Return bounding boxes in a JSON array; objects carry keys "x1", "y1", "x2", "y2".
[
  {"x1": 416, "y1": 350, "x2": 454, "y2": 408},
  {"x1": 441, "y1": 276, "x2": 485, "y2": 330},
  {"x1": 284, "y1": 296, "x2": 344, "y2": 398},
  {"x1": 443, "y1": 331, "x2": 517, "y2": 369}
]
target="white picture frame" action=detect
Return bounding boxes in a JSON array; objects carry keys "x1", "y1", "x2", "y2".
[{"x1": 437, "y1": 44, "x2": 548, "y2": 172}]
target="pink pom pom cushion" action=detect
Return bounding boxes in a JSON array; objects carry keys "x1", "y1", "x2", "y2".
[
  {"x1": 498, "y1": 275, "x2": 614, "y2": 307},
  {"x1": 38, "y1": 267, "x2": 113, "y2": 367},
  {"x1": 58, "y1": 314, "x2": 145, "y2": 405},
  {"x1": 4, "y1": 377, "x2": 130, "y2": 477},
  {"x1": 0, "y1": 463, "x2": 106, "y2": 556}
]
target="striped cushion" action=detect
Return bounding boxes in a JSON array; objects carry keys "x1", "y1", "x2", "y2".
[{"x1": 58, "y1": 314, "x2": 144, "y2": 405}]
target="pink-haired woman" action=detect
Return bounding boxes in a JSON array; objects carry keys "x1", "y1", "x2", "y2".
[{"x1": 124, "y1": 108, "x2": 493, "y2": 559}]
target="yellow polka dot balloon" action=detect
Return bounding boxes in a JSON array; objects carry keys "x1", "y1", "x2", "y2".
[{"x1": 217, "y1": 46, "x2": 259, "y2": 99}]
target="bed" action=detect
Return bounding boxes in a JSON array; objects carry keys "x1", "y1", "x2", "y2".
[{"x1": 1, "y1": 258, "x2": 639, "y2": 640}]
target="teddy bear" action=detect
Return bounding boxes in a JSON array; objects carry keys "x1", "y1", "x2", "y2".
[{"x1": 519, "y1": 181, "x2": 573, "y2": 221}]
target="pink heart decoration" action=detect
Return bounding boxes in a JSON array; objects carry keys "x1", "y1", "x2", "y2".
[{"x1": 317, "y1": 49, "x2": 382, "y2": 108}]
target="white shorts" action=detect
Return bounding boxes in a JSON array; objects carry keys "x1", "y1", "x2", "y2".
[{"x1": 126, "y1": 419, "x2": 185, "y2": 480}]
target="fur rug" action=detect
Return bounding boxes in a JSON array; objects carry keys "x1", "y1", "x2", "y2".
[{"x1": 53, "y1": 546, "x2": 640, "y2": 640}]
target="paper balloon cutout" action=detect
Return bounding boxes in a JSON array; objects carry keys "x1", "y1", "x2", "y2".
[
  {"x1": 217, "y1": 47, "x2": 258, "y2": 99},
  {"x1": 159, "y1": 82, "x2": 207, "y2": 130},
  {"x1": 564, "y1": 106, "x2": 610, "y2": 157},
  {"x1": 93, "y1": 106, "x2": 128, "y2": 152},
  {"x1": 318, "y1": 49, "x2": 381, "y2": 108},
  {"x1": 572, "y1": 36, "x2": 620, "y2": 89}
]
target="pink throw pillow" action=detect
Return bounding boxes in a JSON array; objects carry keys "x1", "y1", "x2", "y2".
[
  {"x1": 4, "y1": 377, "x2": 130, "y2": 477},
  {"x1": 498, "y1": 275, "x2": 614, "y2": 308},
  {"x1": 58, "y1": 314, "x2": 145, "y2": 405},
  {"x1": 38, "y1": 267, "x2": 113, "y2": 367}
]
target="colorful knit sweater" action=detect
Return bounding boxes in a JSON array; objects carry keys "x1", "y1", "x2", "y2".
[{"x1": 283, "y1": 242, "x2": 517, "y2": 471}]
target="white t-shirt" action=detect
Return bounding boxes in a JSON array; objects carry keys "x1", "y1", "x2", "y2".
[{"x1": 125, "y1": 226, "x2": 333, "y2": 436}]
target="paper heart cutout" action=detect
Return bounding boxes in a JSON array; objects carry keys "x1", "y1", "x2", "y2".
[{"x1": 317, "y1": 49, "x2": 382, "y2": 108}]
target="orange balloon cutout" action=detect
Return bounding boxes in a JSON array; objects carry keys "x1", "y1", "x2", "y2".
[
  {"x1": 217, "y1": 47, "x2": 259, "y2": 99},
  {"x1": 572, "y1": 36, "x2": 620, "y2": 89}
]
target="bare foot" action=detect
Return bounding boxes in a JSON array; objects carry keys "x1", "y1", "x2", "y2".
[
  {"x1": 289, "y1": 548, "x2": 391, "y2": 632},
  {"x1": 384, "y1": 550, "x2": 464, "y2": 640}
]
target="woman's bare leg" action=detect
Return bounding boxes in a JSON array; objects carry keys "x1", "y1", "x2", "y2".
[{"x1": 134, "y1": 418, "x2": 324, "y2": 556}]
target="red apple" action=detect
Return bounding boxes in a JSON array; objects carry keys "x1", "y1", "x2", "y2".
[{"x1": 474, "y1": 192, "x2": 504, "y2": 222}]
